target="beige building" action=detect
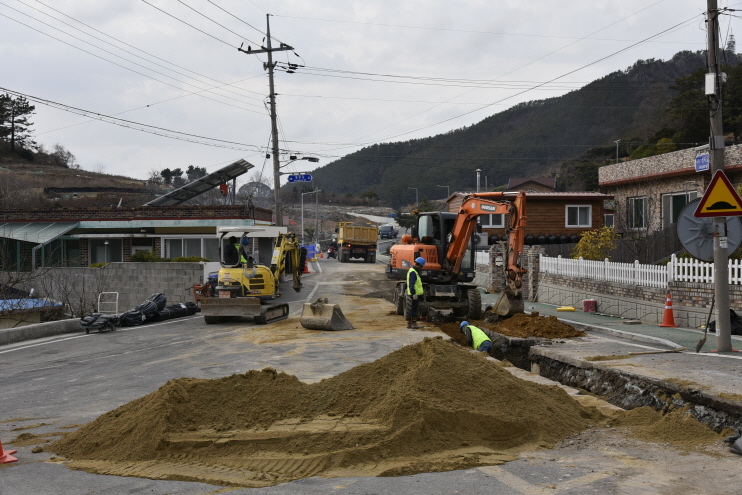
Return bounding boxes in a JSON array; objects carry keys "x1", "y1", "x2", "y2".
[{"x1": 598, "y1": 144, "x2": 742, "y2": 236}]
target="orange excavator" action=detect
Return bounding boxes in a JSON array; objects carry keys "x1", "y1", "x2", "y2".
[{"x1": 385, "y1": 191, "x2": 527, "y2": 319}]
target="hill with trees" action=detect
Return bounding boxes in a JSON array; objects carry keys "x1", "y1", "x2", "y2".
[{"x1": 302, "y1": 49, "x2": 742, "y2": 208}]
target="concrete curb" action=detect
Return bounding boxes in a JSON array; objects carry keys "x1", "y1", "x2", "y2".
[
  {"x1": 0, "y1": 319, "x2": 81, "y2": 346},
  {"x1": 554, "y1": 317, "x2": 681, "y2": 349}
]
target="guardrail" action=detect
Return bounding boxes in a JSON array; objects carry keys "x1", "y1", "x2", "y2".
[{"x1": 377, "y1": 239, "x2": 396, "y2": 254}]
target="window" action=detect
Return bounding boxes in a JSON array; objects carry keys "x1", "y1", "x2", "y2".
[
  {"x1": 628, "y1": 197, "x2": 646, "y2": 229},
  {"x1": 662, "y1": 191, "x2": 697, "y2": 228},
  {"x1": 90, "y1": 239, "x2": 122, "y2": 264},
  {"x1": 163, "y1": 237, "x2": 219, "y2": 261},
  {"x1": 479, "y1": 214, "x2": 504, "y2": 228},
  {"x1": 604, "y1": 214, "x2": 614, "y2": 228},
  {"x1": 565, "y1": 205, "x2": 592, "y2": 228}
]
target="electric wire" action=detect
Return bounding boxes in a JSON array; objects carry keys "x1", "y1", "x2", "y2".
[
  {"x1": 26, "y1": 0, "x2": 266, "y2": 100},
  {"x1": 0, "y1": 9, "x2": 265, "y2": 113},
  {"x1": 0, "y1": 86, "x2": 269, "y2": 152},
  {"x1": 176, "y1": 0, "x2": 260, "y2": 46}
]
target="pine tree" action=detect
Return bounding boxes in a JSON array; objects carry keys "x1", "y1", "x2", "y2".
[{"x1": 0, "y1": 93, "x2": 36, "y2": 152}]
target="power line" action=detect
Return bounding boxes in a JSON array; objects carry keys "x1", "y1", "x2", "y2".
[
  {"x1": 26, "y1": 0, "x2": 266, "y2": 100},
  {"x1": 140, "y1": 0, "x2": 235, "y2": 48},
  {"x1": 1, "y1": 86, "x2": 270, "y2": 152},
  {"x1": 176, "y1": 0, "x2": 260, "y2": 46},
  {"x1": 0, "y1": 9, "x2": 265, "y2": 113}
]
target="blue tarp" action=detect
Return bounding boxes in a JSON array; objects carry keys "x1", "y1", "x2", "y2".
[{"x1": 0, "y1": 298, "x2": 61, "y2": 312}]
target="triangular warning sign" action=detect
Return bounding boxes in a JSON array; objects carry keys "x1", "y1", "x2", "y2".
[{"x1": 695, "y1": 170, "x2": 742, "y2": 217}]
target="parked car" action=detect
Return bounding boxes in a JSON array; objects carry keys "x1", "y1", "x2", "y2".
[{"x1": 379, "y1": 224, "x2": 397, "y2": 239}]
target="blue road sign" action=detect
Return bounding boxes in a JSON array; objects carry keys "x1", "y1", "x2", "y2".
[
  {"x1": 288, "y1": 174, "x2": 313, "y2": 182},
  {"x1": 695, "y1": 153, "x2": 710, "y2": 172}
]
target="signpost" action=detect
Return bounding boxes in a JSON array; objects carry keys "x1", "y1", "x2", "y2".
[
  {"x1": 288, "y1": 174, "x2": 313, "y2": 183},
  {"x1": 695, "y1": 152, "x2": 710, "y2": 172}
]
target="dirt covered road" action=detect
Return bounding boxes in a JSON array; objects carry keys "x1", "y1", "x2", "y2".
[{"x1": 8, "y1": 259, "x2": 742, "y2": 494}]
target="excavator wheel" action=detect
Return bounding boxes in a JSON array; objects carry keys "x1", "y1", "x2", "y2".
[{"x1": 466, "y1": 289, "x2": 483, "y2": 320}]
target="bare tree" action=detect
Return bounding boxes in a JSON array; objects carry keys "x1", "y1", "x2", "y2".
[{"x1": 0, "y1": 171, "x2": 43, "y2": 209}]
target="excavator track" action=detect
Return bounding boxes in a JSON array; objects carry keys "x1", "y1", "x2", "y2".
[{"x1": 254, "y1": 303, "x2": 290, "y2": 325}]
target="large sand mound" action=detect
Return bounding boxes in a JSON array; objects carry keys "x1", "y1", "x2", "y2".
[{"x1": 50, "y1": 337, "x2": 604, "y2": 487}]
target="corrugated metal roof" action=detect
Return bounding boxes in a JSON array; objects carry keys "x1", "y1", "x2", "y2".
[{"x1": 0, "y1": 222, "x2": 79, "y2": 243}]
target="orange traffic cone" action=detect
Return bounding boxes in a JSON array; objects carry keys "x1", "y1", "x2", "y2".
[
  {"x1": 320, "y1": 251, "x2": 324, "y2": 259},
  {"x1": 302, "y1": 261, "x2": 310, "y2": 274},
  {"x1": 0, "y1": 439, "x2": 18, "y2": 464},
  {"x1": 659, "y1": 293, "x2": 678, "y2": 328}
]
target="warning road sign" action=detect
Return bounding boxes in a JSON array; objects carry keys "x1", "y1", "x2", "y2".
[{"x1": 694, "y1": 170, "x2": 742, "y2": 217}]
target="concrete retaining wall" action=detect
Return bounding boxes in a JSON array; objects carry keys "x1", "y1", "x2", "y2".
[
  {"x1": 0, "y1": 319, "x2": 81, "y2": 346},
  {"x1": 36, "y1": 262, "x2": 206, "y2": 316}
]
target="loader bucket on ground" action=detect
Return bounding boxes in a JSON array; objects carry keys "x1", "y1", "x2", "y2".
[
  {"x1": 493, "y1": 289, "x2": 524, "y2": 317},
  {"x1": 300, "y1": 297, "x2": 355, "y2": 331}
]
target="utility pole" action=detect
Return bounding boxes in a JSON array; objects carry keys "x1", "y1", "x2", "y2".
[
  {"x1": 707, "y1": 0, "x2": 732, "y2": 352},
  {"x1": 238, "y1": 14, "x2": 293, "y2": 227}
]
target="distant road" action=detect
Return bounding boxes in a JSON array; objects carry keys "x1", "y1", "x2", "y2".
[{"x1": 346, "y1": 212, "x2": 399, "y2": 228}]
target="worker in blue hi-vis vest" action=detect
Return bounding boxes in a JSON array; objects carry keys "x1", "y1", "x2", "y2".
[
  {"x1": 460, "y1": 321, "x2": 493, "y2": 354},
  {"x1": 406, "y1": 257, "x2": 426, "y2": 329}
]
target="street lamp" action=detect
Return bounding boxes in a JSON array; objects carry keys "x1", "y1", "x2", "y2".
[
  {"x1": 437, "y1": 185, "x2": 450, "y2": 198},
  {"x1": 476, "y1": 169, "x2": 482, "y2": 193},
  {"x1": 685, "y1": 180, "x2": 700, "y2": 204},
  {"x1": 103, "y1": 240, "x2": 109, "y2": 264},
  {"x1": 277, "y1": 156, "x2": 320, "y2": 226},
  {"x1": 615, "y1": 139, "x2": 621, "y2": 164},
  {"x1": 301, "y1": 188, "x2": 321, "y2": 244},
  {"x1": 408, "y1": 187, "x2": 418, "y2": 207}
]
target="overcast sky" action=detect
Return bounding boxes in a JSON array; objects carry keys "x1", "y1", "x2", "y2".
[{"x1": 0, "y1": 0, "x2": 731, "y2": 189}]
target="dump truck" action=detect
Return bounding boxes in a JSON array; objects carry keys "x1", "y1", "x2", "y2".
[
  {"x1": 336, "y1": 222, "x2": 378, "y2": 263},
  {"x1": 386, "y1": 191, "x2": 527, "y2": 319},
  {"x1": 200, "y1": 226, "x2": 307, "y2": 325}
]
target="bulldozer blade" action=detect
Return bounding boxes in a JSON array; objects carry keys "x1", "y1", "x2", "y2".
[
  {"x1": 300, "y1": 297, "x2": 355, "y2": 331},
  {"x1": 493, "y1": 289, "x2": 524, "y2": 317},
  {"x1": 200, "y1": 296, "x2": 262, "y2": 317}
]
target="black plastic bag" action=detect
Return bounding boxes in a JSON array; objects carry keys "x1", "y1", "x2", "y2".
[
  {"x1": 146, "y1": 293, "x2": 167, "y2": 310},
  {"x1": 707, "y1": 309, "x2": 742, "y2": 335}
]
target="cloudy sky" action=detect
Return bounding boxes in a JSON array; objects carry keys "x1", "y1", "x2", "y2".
[{"x1": 0, "y1": 0, "x2": 731, "y2": 189}]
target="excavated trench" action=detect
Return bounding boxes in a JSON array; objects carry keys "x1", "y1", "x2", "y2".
[{"x1": 435, "y1": 312, "x2": 742, "y2": 433}]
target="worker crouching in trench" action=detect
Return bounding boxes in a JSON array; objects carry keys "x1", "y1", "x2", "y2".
[{"x1": 460, "y1": 321, "x2": 493, "y2": 353}]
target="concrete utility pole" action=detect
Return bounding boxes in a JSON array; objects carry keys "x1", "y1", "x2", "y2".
[
  {"x1": 238, "y1": 15, "x2": 294, "y2": 227},
  {"x1": 707, "y1": 0, "x2": 732, "y2": 351}
]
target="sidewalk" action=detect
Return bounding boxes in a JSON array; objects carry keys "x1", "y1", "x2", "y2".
[{"x1": 478, "y1": 291, "x2": 742, "y2": 430}]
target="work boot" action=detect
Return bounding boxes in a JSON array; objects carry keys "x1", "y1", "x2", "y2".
[
  {"x1": 409, "y1": 321, "x2": 422, "y2": 329},
  {"x1": 406, "y1": 320, "x2": 412, "y2": 329}
]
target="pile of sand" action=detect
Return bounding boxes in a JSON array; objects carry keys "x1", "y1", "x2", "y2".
[
  {"x1": 437, "y1": 313, "x2": 584, "y2": 345},
  {"x1": 49, "y1": 337, "x2": 602, "y2": 487},
  {"x1": 494, "y1": 313, "x2": 585, "y2": 339}
]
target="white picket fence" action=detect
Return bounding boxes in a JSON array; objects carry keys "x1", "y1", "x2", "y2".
[{"x1": 539, "y1": 253, "x2": 742, "y2": 288}]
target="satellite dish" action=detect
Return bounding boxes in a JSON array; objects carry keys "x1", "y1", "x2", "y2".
[{"x1": 677, "y1": 198, "x2": 742, "y2": 262}]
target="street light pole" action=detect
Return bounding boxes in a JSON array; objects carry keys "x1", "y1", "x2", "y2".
[
  {"x1": 301, "y1": 189, "x2": 321, "y2": 243},
  {"x1": 408, "y1": 187, "x2": 418, "y2": 207},
  {"x1": 615, "y1": 139, "x2": 621, "y2": 164},
  {"x1": 476, "y1": 169, "x2": 481, "y2": 193},
  {"x1": 437, "y1": 185, "x2": 450, "y2": 198}
]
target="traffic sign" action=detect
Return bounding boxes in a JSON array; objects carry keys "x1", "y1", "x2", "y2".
[
  {"x1": 695, "y1": 152, "x2": 710, "y2": 172},
  {"x1": 694, "y1": 170, "x2": 742, "y2": 217},
  {"x1": 288, "y1": 174, "x2": 312, "y2": 183}
]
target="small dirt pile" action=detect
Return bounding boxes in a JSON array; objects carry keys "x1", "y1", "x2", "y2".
[
  {"x1": 49, "y1": 337, "x2": 602, "y2": 487},
  {"x1": 437, "y1": 313, "x2": 584, "y2": 344},
  {"x1": 493, "y1": 313, "x2": 585, "y2": 339}
]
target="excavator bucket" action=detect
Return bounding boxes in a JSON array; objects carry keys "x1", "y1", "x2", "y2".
[
  {"x1": 300, "y1": 297, "x2": 355, "y2": 331},
  {"x1": 493, "y1": 289, "x2": 524, "y2": 317}
]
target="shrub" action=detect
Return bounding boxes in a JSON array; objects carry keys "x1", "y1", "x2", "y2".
[
  {"x1": 171, "y1": 256, "x2": 210, "y2": 262},
  {"x1": 570, "y1": 227, "x2": 619, "y2": 261},
  {"x1": 130, "y1": 249, "x2": 169, "y2": 262},
  {"x1": 88, "y1": 262, "x2": 109, "y2": 268}
]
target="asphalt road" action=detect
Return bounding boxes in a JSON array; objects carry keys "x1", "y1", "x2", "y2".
[{"x1": 1, "y1": 258, "x2": 738, "y2": 495}]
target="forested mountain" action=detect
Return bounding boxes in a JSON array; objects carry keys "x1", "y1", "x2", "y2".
[{"x1": 299, "y1": 50, "x2": 742, "y2": 208}]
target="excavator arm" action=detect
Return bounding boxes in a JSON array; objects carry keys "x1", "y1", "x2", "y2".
[
  {"x1": 445, "y1": 191, "x2": 527, "y2": 316},
  {"x1": 270, "y1": 233, "x2": 305, "y2": 292}
]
